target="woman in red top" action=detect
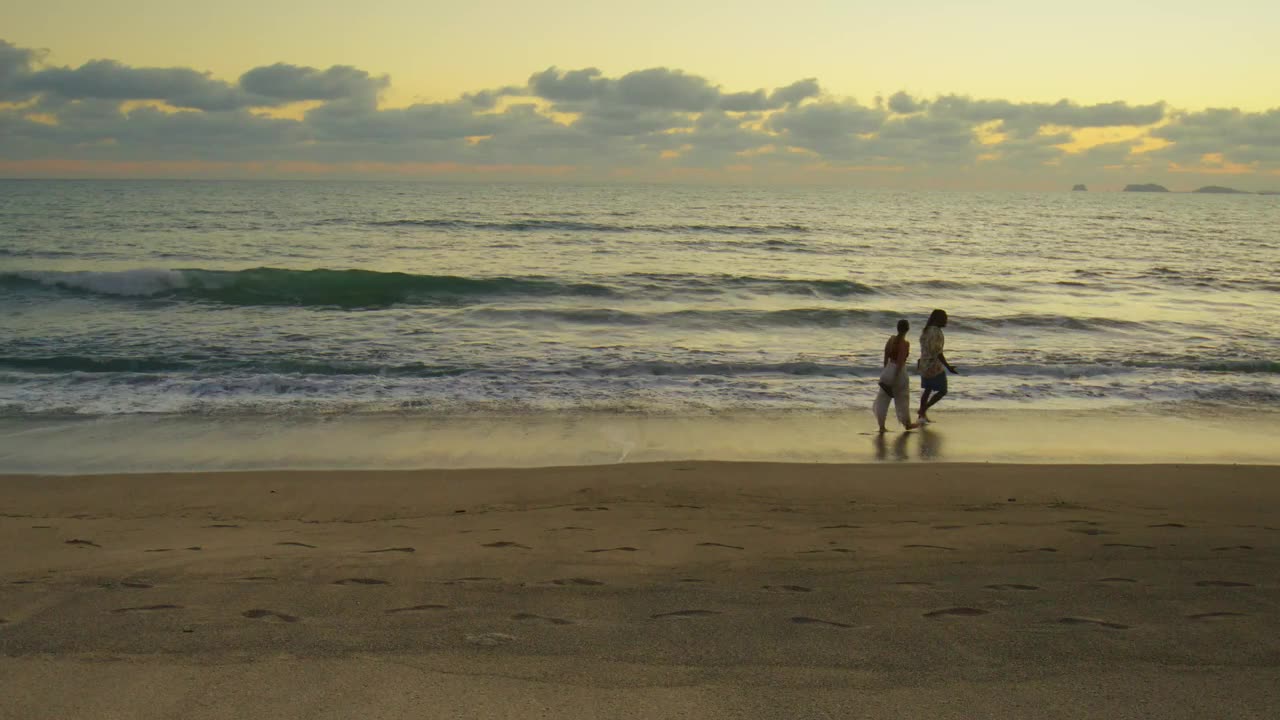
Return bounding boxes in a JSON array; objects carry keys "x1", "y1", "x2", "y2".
[{"x1": 873, "y1": 319, "x2": 920, "y2": 432}]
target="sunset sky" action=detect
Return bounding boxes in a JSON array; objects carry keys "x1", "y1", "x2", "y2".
[{"x1": 3, "y1": 0, "x2": 1278, "y2": 188}]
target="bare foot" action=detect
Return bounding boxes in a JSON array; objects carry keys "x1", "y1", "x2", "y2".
[
  {"x1": 878, "y1": 426, "x2": 888, "y2": 433},
  {"x1": 905, "y1": 422, "x2": 920, "y2": 430}
]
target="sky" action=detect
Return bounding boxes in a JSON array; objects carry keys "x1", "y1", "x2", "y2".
[{"x1": 2, "y1": 0, "x2": 1279, "y2": 188}]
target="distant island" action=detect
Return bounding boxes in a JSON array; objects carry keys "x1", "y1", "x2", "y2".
[
  {"x1": 1118, "y1": 183, "x2": 1273, "y2": 194},
  {"x1": 1072, "y1": 184, "x2": 1088, "y2": 191}
]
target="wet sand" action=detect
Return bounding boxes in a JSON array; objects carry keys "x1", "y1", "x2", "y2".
[
  {"x1": 2, "y1": 462, "x2": 1279, "y2": 718},
  {"x1": 5, "y1": 407, "x2": 1280, "y2": 474}
]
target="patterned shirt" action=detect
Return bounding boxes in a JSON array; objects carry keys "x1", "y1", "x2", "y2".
[{"x1": 918, "y1": 326, "x2": 945, "y2": 377}]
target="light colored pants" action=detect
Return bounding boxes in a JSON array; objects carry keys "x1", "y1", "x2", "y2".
[{"x1": 872, "y1": 362, "x2": 913, "y2": 429}]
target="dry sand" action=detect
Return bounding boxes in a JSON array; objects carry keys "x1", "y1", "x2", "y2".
[{"x1": 2, "y1": 462, "x2": 1278, "y2": 718}]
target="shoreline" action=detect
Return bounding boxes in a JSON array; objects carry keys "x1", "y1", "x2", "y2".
[
  {"x1": 4, "y1": 406, "x2": 1280, "y2": 474},
  {"x1": 3, "y1": 462, "x2": 1278, "y2": 718}
]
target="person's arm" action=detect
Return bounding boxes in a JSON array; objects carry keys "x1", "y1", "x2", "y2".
[{"x1": 939, "y1": 352, "x2": 959, "y2": 374}]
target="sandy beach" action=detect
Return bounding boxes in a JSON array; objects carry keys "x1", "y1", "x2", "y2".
[{"x1": 2, "y1": 462, "x2": 1278, "y2": 718}]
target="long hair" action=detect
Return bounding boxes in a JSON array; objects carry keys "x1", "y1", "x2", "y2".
[{"x1": 925, "y1": 309, "x2": 948, "y2": 328}]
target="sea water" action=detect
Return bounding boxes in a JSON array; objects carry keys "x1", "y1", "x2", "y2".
[{"x1": 2, "y1": 180, "x2": 1278, "y2": 469}]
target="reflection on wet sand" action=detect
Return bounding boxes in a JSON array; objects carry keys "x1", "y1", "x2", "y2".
[{"x1": 872, "y1": 426, "x2": 944, "y2": 462}]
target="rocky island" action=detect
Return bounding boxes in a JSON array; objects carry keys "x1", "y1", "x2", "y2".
[
  {"x1": 1072, "y1": 184, "x2": 1088, "y2": 191},
  {"x1": 1123, "y1": 183, "x2": 1170, "y2": 192},
  {"x1": 1193, "y1": 186, "x2": 1250, "y2": 194}
]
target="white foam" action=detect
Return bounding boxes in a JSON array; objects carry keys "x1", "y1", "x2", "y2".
[{"x1": 19, "y1": 269, "x2": 191, "y2": 297}]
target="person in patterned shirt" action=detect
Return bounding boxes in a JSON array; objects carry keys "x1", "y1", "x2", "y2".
[{"x1": 917, "y1": 309, "x2": 959, "y2": 424}]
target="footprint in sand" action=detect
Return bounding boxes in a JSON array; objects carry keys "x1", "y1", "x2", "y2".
[
  {"x1": 649, "y1": 528, "x2": 691, "y2": 533},
  {"x1": 204, "y1": 524, "x2": 240, "y2": 529},
  {"x1": 446, "y1": 576, "x2": 500, "y2": 584},
  {"x1": 895, "y1": 581, "x2": 934, "y2": 589},
  {"x1": 483, "y1": 541, "x2": 532, "y2": 550},
  {"x1": 551, "y1": 578, "x2": 605, "y2": 586},
  {"x1": 239, "y1": 576, "x2": 276, "y2": 582},
  {"x1": 1195, "y1": 580, "x2": 1254, "y2": 588},
  {"x1": 791, "y1": 616, "x2": 851, "y2": 628},
  {"x1": 275, "y1": 542, "x2": 317, "y2": 548},
  {"x1": 985, "y1": 584, "x2": 1039, "y2": 591},
  {"x1": 904, "y1": 544, "x2": 955, "y2": 551},
  {"x1": 1211, "y1": 545, "x2": 1254, "y2": 551},
  {"x1": 1148, "y1": 523, "x2": 1186, "y2": 528},
  {"x1": 466, "y1": 632, "x2": 516, "y2": 647},
  {"x1": 144, "y1": 549, "x2": 174, "y2": 553},
  {"x1": 363, "y1": 547, "x2": 415, "y2": 553},
  {"x1": 185, "y1": 546, "x2": 202, "y2": 551},
  {"x1": 763, "y1": 585, "x2": 812, "y2": 593},
  {"x1": 665, "y1": 504, "x2": 703, "y2": 509},
  {"x1": 933, "y1": 525, "x2": 965, "y2": 530},
  {"x1": 1068, "y1": 528, "x2": 1115, "y2": 536},
  {"x1": 820, "y1": 524, "x2": 861, "y2": 530},
  {"x1": 386, "y1": 604, "x2": 449, "y2": 614},
  {"x1": 242, "y1": 609, "x2": 299, "y2": 623},
  {"x1": 1104, "y1": 543, "x2": 1155, "y2": 549},
  {"x1": 1187, "y1": 612, "x2": 1247, "y2": 621},
  {"x1": 64, "y1": 539, "x2": 100, "y2": 548},
  {"x1": 1097, "y1": 577, "x2": 1138, "y2": 583},
  {"x1": 1058, "y1": 617, "x2": 1129, "y2": 629},
  {"x1": 573, "y1": 507, "x2": 610, "y2": 512},
  {"x1": 334, "y1": 578, "x2": 390, "y2": 585},
  {"x1": 586, "y1": 547, "x2": 637, "y2": 553},
  {"x1": 549, "y1": 526, "x2": 591, "y2": 531},
  {"x1": 119, "y1": 581, "x2": 153, "y2": 589},
  {"x1": 511, "y1": 613, "x2": 573, "y2": 625},
  {"x1": 112, "y1": 605, "x2": 182, "y2": 613},
  {"x1": 697, "y1": 542, "x2": 744, "y2": 550},
  {"x1": 924, "y1": 607, "x2": 989, "y2": 618},
  {"x1": 651, "y1": 610, "x2": 721, "y2": 619}
]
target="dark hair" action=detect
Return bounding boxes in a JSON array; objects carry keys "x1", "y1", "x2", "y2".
[
  {"x1": 896, "y1": 319, "x2": 910, "y2": 334},
  {"x1": 926, "y1": 309, "x2": 948, "y2": 327}
]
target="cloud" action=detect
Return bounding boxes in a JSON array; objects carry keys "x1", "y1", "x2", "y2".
[
  {"x1": 766, "y1": 101, "x2": 888, "y2": 159},
  {"x1": 769, "y1": 79, "x2": 821, "y2": 108},
  {"x1": 615, "y1": 68, "x2": 718, "y2": 111},
  {"x1": 19, "y1": 60, "x2": 252, "y2": 111},
  {"x1": 887, "y1": 91, "x2": 923, "y2": 114},
  {"x1": 239, "y1": 64, "x2": 388, "y2": 103},
  {"x1": 1152, "y1": 107, "x2": 1280, "y2": 164},
  {"x1": 0, "y1": 39, "x2": 41, "y2": 100},
  {"x1": 718, "y1": 90, "x2": 770, "y2": 112},
  {"x1": 2, "y1": 37, "x2": 1279, "y2": 187},
  {"x1": 528, "y1": 67, "x2": 609, "y2": 102}
]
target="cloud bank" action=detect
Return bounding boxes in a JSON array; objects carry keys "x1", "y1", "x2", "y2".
[{"x1": 2, "y1": 39, "x2": 1278, "y2": 188}]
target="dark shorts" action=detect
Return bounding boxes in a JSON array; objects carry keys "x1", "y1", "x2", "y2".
[{"x1": 922, "y1": 372, "x2": 947, "y2": 392}]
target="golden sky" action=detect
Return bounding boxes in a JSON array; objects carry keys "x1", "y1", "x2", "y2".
[{"x1": 7, "y1": 0, "x2": 1278, "y2": 111}]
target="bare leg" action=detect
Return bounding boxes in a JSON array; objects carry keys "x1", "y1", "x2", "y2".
[
  {"x1": 920, "y1": 389, "x2": 947, "y2": 417},
  {"x1": 918, "y1": 389, "x2": 932, "y2": 421}
]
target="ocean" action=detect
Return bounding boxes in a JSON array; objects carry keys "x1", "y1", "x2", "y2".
[{"x1": 2, "y1": 179, "x2": 1279, "y2": 470}]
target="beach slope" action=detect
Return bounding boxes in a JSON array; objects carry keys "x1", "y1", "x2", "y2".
[{"x1": 2, "y1": 463, "x2": 1278, "y2": 718}]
